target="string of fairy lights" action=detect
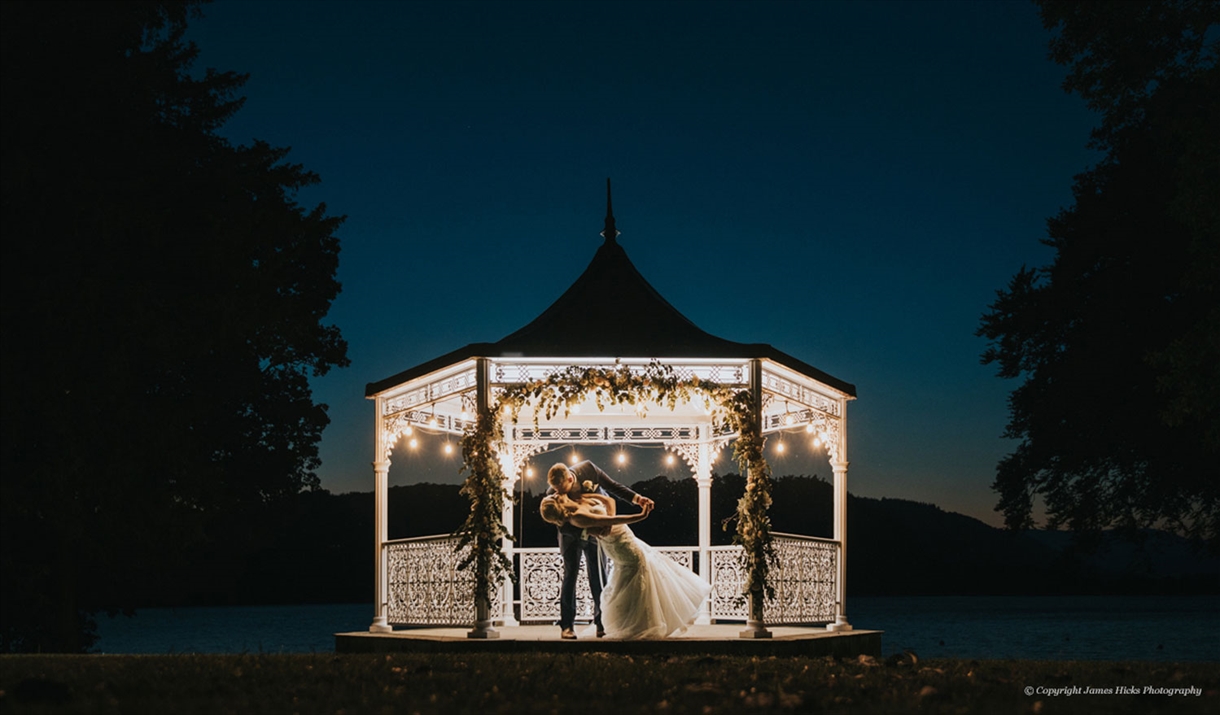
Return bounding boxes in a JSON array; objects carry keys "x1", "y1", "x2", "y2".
[{"x1": 392, "y1": 420, "x2": 834, "y2": 473}]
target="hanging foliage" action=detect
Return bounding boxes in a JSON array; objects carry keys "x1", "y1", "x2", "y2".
[
  {"x1": 724, "y1": 388, "x2": 778, "y2": 605},
  {"x1": 455, "y1": 406, "x2": 516, "y2": 611},
  {"x1": 453, "y1": 360, "x2": 777, "y2": 619}
]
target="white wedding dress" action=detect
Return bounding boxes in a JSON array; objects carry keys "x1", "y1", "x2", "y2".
[{"x1": 592, "y1": 504, "x2": 712, "y2": 639}]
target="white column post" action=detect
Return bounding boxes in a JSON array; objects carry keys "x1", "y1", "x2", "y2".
[
  {"x1": 499, "y1": 448, "x2": 520, "y2": 627},
  {"x1": 695, "y1": 429, "x2": 713, "y2": 624},
  {"x1": 828, "y1": 400, "x2": 853, "y2": 632},
  {"x1": 467, "y1": 357, "x2": 500, "y2": 638},
  {"x1": 497, "y1": 381, "x2": 520, "y2": 627},
  {"x1": 370, "y1": 395, "x2": 392, "y2": 633}
]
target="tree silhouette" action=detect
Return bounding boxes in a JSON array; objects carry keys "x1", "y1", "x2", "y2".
[
  {"x1": 1, "y1": 1, "x2": 348, "y2": 651},
  {"x1": 978, "y1": 0, "x2": 1218, "y2": 549}
]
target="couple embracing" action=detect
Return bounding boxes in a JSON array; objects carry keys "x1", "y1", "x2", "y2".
[{"x1": 540, "y1": 460, "x2": 711, "y2": 640}]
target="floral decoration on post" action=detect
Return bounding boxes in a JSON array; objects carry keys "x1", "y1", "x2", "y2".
[
  {"x1": 725, "y1": 388, "x2": 777, "y2": 610},
  {"x1": 455, "y1": 405, "x2": 517, "y2": 619}
]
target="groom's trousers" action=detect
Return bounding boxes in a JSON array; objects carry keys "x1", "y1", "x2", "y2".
[{"x1": 558, "y1": 532, "x2": 605, "y2": 629}]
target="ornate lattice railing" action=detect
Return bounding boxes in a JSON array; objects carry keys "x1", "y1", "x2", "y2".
[
  {"x1": 517, "y1": 546, "x2": 695, "y2": 624},
  {"x1": 386, "y1": 533, "x2": 836, "y2": 627},
  {"x1": 385, "y1": 535, "x2": 506, "y2": 626},
  {"x1": 710, "y1": 533, "x2": 838, "y2": 624},
  {"x1": 770, "y1": 533, "x2": 839, "y2": 624}
]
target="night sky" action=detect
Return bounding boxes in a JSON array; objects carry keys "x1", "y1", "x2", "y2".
[{"x1": 186, "y1": 0, "x2": 1099, "y2": 526}]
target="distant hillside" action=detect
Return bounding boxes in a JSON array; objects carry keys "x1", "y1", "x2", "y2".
[{"x1": 148, "y1": 475, "x2": 1218, "y2": 607}]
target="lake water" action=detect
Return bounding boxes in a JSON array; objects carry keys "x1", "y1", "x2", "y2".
[{"x1": 94, "y1": 595, "x2": 1220, "y2": 662}]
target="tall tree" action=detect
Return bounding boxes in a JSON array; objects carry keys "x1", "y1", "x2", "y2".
[
  {"x1": 0, "y1": 1, "x2": 349, "y2": 651},
  {"x1": 978, "y1": 1, "x2": 1218, "y2": 549}
]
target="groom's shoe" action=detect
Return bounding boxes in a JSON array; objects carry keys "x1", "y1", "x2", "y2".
[
  {"x1": 560, "y1": 628, "x2": 577, "y2": 640},
  {"x1": 596, "y1": 625, "x2": 606, "y2": 638}
]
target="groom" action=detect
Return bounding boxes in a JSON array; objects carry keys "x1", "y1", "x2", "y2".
[{"x1": 546, "y1": 460, "x2": 654, "y2": 639}]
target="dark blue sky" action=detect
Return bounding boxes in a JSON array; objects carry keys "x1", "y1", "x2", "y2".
[{"x1": 187, "y1": 0, "x2": 1098, "y2": 526}]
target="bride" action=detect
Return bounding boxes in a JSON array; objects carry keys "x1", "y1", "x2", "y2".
[{"x1": 540, "y1": 492, "x2": 711, "y2": 639}]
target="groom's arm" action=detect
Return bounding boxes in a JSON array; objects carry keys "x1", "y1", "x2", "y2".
[{"x1": 576, "y1": 461, "x2": 654, "y2": 509}]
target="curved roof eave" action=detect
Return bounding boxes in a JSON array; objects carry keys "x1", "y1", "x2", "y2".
[{"x1": 367, "y1": 197, "x2": 856, "y2": 399}]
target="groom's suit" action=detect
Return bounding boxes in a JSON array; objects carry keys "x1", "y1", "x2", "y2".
[{"x1": 549, "y1": 460, "x2": 641, "y2": 632}]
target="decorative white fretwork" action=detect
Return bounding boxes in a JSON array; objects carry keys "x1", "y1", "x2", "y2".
[
  {"x1": 769, "y1": 534, "x2": 838, "y2": 624},
  {"x1": 760, "y1": 368, "x2": 841, "y2": 417},
  {"x1": 762, "y1": 408, "x2": 842, "y2": 459},
  {"x1": 381, "y1": 411, "x2": 475, "y2": 456},
  {"x1": 518, "y1": 547, "x2": 697, "y2": 623},
  {"x1": 709, "y1": 546, "x2": 748, "y2": 620},
  {"x1": 511, "y1": 425, "x2": 699, "y2": 443},
  {"x1": 708, "y1": 534, "x2": 838, "y2": 625},
  {"x1": 385, "y1": 410, "x2": 475, "y2": 436},
  {"x1": 385, "y1": 535, "x2": 506, "y2": 626},
  {"x1": 383, "y1": 367, "x2": 478, "y2": 416},
  {"x1": 656, "y1": 547, "x2": 694, "y2": 570},
  {"x1": 508, "y1": 442, "x2": 550, "y2": 479},
  {"x1": 663, "y1": 442, "x2": 700, "y2": 472},
  {"x1": 518, "y1": 550, "x2": 596, "y2": 623},
  {"x1": 490, "y1": 361, "x2": 749, "y2": 387}
]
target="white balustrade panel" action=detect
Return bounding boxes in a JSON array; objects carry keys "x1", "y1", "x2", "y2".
[
  {"x1": 710, "y1": 535, "x2": 839, "y2": 624},
  {"x1": 385, "y1": 535, "x2": 505, "y2": 626}
]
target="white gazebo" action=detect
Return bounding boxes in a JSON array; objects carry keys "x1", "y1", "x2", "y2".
[{"x1": 364, "y1": 186, "x2": 857, "y2": 639}]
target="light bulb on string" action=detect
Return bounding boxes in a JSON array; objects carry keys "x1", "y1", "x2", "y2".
[
  {"x1": 616, "y1": 451, "x2": 627, "y2": 465},
  {"x1": 409, "y1": 437, "x2": 418, "y2": 450},
  {"x1": 444, "y1": 443, "x2": 454, "y2": 456},
  {"x1": 665, "y1": 454, "x2": 675, "y2": 466}
]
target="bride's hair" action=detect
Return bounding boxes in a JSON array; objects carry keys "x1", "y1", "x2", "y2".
[{"x1": 539, "y1": 495, "x2": 569, "y2": 526}]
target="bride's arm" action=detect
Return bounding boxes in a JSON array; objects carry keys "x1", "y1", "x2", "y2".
[
  {"x1": 582, "y1": 493, "x2": 616, "y2": 515},
  {"x1": 567, "y1": 502, "x2": 650, "y2": 528}
]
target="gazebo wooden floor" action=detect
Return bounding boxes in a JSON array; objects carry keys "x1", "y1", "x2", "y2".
[{"x1": 335, "y1": 624, "x2": 881, "y2": 657}]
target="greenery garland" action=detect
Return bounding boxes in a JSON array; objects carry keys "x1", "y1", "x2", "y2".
[
  {"x1": 454, "y1": 360, "x2": 777, "y2": 621},
  {"x1": 455, "y1": 405, "x2": 516, "y2": 615}
]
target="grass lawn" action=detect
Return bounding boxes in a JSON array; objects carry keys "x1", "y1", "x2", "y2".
[{"x1": 1, "y1": 652, "x2": 1217, "y2": 714}]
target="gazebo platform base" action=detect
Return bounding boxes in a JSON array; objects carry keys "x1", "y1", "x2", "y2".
[{"x1": 335, "y1": 624, "x2": 881, "y2": 657}]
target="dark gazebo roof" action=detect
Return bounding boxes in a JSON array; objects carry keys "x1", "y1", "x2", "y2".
[{"x1": 366, "y1": 186, "x2": 856, "y2": 397}]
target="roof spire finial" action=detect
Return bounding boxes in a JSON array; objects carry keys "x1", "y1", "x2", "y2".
[{"x1": 600, "y1": 178, "x2": 619, "y2": 244}]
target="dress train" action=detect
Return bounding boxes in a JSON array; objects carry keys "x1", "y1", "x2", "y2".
[{"x1": 597, "y1": 524, "x2": 712, "y2": 639}]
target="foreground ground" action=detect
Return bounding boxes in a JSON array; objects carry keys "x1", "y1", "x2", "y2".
[{"x1": 1, "y1": 652, "x2": 1217, "y2": 714}]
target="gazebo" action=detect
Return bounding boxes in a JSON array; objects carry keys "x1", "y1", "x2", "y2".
[{"x1": 364, "y1": 185, "x2": 857, "y2": 639}]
